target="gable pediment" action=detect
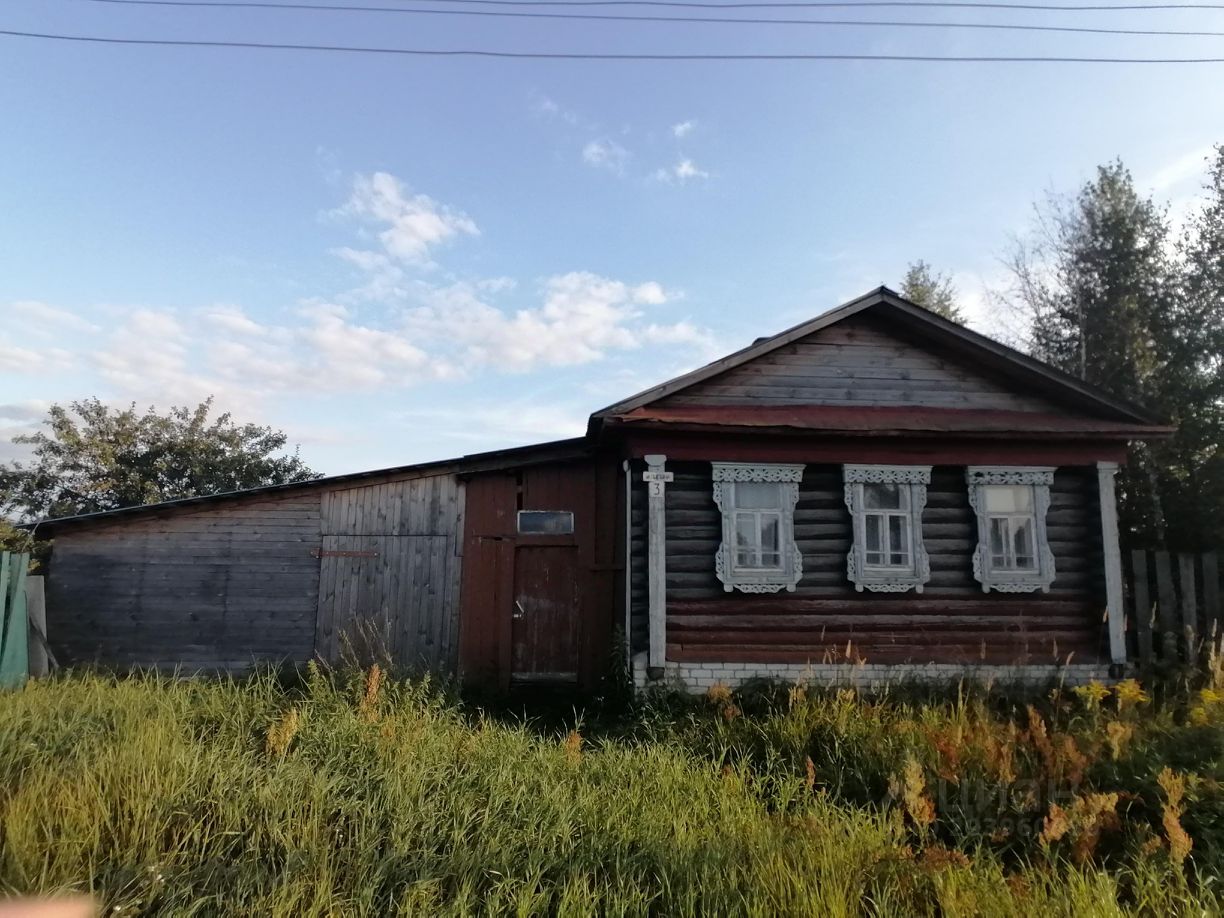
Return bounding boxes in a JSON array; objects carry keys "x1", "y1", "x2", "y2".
[
  {"x1": 591, "y1": 288, "x2": 1168, "y2": 436},
  {"x1": 656, "y1": 312, "x2": 1060, "y2": 413}
]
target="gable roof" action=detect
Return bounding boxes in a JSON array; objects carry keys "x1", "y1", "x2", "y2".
[{"x1": 589, "y1": 286, "x2": 1165, "y2": 433}]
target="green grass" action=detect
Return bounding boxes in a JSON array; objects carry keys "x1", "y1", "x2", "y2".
[{"x1": 1, "y1": 667, "x2": 1222, "y2": 916}]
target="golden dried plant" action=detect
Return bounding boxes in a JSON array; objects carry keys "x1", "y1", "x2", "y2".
[
  {"x1": 1105, "y1": 721, "x2": 1134, "y2": 760},
  {"x1": 705, "y1": 683, "x2": 733, "y2": 706},
  {"x1": 358, "y1": 664, "x2": 384, "y2": 722},
  {"x1": 265, "y1": 707, "x2": 303, "y2": 758},
  {"x1": 563, "y1": 729, "x2": 583, "y2": 765},
  {"x1": 1157, "y1": 767, "x2": 1193, "y2": 868},
  {"x1": 889, "y1": 756, "x2": 935, "y2": 833}
]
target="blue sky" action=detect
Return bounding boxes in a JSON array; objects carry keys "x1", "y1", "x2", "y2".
[{"x1": 2, "y1": 1, "x2": 1222, "y2": 474}]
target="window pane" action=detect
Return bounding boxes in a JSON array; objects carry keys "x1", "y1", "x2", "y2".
[
  {"x1": 889, "y1": 516, "x2": 910, "y2": 566},
  {"x1": 1012, "y1": 518, "x2": 1035, "y2": 569},
  {"x1": 984, "y1": 485, "x2": 1033, "y2": 514},
  {"x1": 517, "y1": 510, "x2": 575, "y2": 534},
  {"x1": 735, "y1": 513, "x2": 756, "y2": 556},
  {"x1": 989, "y1": 517, "x2": 1007, "y2": 562},
  {"x1": 866, "y1": 514, "x2": 883, "y2": 555},
  {"x1": 760, "y1": 515, "x2": 780, "y2": 554},
  {"x1": 735, "y1": 481, "x2": 781, "y2": 509},
  {"x1": 758, "y1": 551, "x2": 782, "y2": 569},
  {"x1": 864, "y1": 483, "x2": 904, "y2": 510}
]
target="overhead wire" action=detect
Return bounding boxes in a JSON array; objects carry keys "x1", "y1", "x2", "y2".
[
  {"x1": 62, "y1": 0, "x2": 1224, "y2": 37},
  {"x1": 4, "y1": 26, "x2": 1224, "y2": 59}
]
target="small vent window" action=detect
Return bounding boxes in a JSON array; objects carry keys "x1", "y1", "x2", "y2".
[{"x1": 517, "y1": 510, "x2": 575, "y2": 535}]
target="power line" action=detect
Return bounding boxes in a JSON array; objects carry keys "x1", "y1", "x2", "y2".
[
  {"x1": 5, "y1": 26, "x2": 1224, "y2": 58},
  {"x1": 154, "y1": 0, "x2": 1224, "y2": 11},
  {"x1": 66, "y1": 0, "x2": 1224, "y2": 37}
]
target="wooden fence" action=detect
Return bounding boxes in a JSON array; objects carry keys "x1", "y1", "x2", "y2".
[
  {"x1": 1127, "y1": 550, "x2": 1222, "y2": 668},
  {"x1": 0, "y1": 551, "x2": 30, "y2": 688}
]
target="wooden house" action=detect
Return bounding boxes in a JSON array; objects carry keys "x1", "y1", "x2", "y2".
[{"x1": 33, "y1": 288, "x2": 1172, "y2": 691}]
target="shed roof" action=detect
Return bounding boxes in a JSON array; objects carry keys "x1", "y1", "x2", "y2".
[{"x1": 27, "y1": 436, "x2": 590, "y2": 535}]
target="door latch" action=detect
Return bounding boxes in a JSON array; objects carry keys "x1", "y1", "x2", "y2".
[{"x1": 513, "y1": 600, "x2": 526, "y2": 620}]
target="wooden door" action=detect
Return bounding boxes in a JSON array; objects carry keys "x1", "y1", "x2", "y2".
[{"x1": 511, "y1": 545, "x2": 581, "y2": 683}]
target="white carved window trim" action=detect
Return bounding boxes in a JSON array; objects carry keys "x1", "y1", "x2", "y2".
[
  {"x1": 966, "y1": 466, "x2": 1056, "y2": 594},
  {"x1": 712, "y1": 462, "x2": 804, "y2": 594},
  {"x1": 843, "y1": 465, "x2": 932, "y2": 593}
]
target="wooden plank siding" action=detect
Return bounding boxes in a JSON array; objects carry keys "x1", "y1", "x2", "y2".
[
  {"x1": 314, "y1": 472, "x2": 465, "y2": 673},
  {"x1": 629, "y1": 461, "x2": 1107, "y2": 666},
  {"x1": 657, "y1": 314, "x2": 1064, "y2": 413},
  {"x1": 46, "y1": 470, "x2": 467, "y2": 674},
  {"x1": 46, "y1": 491, "x2": 322, "y2": 670}
]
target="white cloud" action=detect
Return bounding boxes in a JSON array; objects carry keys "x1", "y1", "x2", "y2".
[
  {"x1": 8, "y1": 300, "x2": 100, "y2": 334},
  {"x1": 653, "y1": 158, "x2": 710, "y2": 184},
  {"x1": 404, "y1": 271, "x2": 700, "y2": 372},
  {"x1": 530, "y1": 91, "x2": 580, "y2": 126},
  {"x1": 1148, "y1": 145, "x2": 1213, "y2": 194},
  {"x1": 582, "y1": 139, "x2": 630, "y2": 175},
  {"x1": 672, "y1": 120, "x2": 696, "y2": 138},
  {"x1": 334, "y1": 172, "x2": 478, "y2": 266},
  {"x1": 203, "y1": 304, "x2": 266, "y2": 337},
  {"x1": 1, "y1": 170, "x2": 715, "y2": 434}
]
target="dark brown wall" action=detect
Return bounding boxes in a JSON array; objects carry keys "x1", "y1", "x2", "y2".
[
  {"x1": 459, "y1": 457, "x2": 620, "y2": 691},
  {"x1": 630, "y1": 460, "x2": 1107, "y2": 665},
  {"x1": 47, "y1": 492, "x2": 322, "y2": 670}
]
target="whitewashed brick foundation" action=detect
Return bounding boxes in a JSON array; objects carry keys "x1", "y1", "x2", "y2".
[{"x1": 631, "y1": 653, "x2": 1116, "y2": 693}]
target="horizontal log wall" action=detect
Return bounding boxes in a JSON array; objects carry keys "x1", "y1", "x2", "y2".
[
  {"x1": 47, "y1": 492, "x2": 322, "y2": 670},
  {"x1": 659, "y1": 314, "x2": 1060, "y2": 412},
  {"x1": 630, "y1": 461, "x2": 1106, "y2": 665}
]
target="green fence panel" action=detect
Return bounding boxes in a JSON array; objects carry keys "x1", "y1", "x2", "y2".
[{"x1": 0, "y1": 552, "x2": 30, "y2": 688}]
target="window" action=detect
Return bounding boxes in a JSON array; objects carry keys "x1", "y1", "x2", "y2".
[
  {"x1": 843, "y1": 465, "x2": 931, "y2": 593},
  {"x1": 516, "y1": 510, "x2": 574, "y2": 535},
  {"x1": 966, "y1": 467, "x2": 1056, "y2": 593},
  {"x1": 712, "y1": 462, "x2": 803, "y2": 593}
]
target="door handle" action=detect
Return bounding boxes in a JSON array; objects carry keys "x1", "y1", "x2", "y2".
[{"x1": 513, "y1": 600, "x2": 526, "y2": 620}]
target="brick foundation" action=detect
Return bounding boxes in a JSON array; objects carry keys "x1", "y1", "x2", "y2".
[{"x1": 631, "y1": 653, "x2": 1116, "y2": 693}]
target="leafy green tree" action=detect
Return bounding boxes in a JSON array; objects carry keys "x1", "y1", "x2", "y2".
[
  {"x1": 1003, "y1": 158, "x2": 1224, "y2": 548},
  {"x1": 900, "y1": 261, "x2": 964, "y2": 322},
  {"x1": 0, "y1": 398, "x2": 320, "y2": 521}
]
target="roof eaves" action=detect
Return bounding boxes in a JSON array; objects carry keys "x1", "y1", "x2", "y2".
[{"x1": 26, "y1": 435, "x2": 591, "y2": 534}]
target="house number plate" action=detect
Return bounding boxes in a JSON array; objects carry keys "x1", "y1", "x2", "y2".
[{"x1": 642, "y1": 471, "x2": 674, "y2": 483}]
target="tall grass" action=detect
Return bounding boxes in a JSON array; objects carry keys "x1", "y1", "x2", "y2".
[{"x1": 0, "y1": 667, "x2": 1219, "y2": 916}]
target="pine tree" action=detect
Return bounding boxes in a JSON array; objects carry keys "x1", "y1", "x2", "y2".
[
  {"x1": 900, "y1": 261, "x2": 964, "y2": 322},
  {"x1": 1004, "y1": 161, "x2": 1186, "y2": 546}
]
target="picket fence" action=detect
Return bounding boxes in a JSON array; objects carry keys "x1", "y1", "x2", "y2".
[{"x1": 1126, "y1": 550, "x2": 1223, "y2": 668}]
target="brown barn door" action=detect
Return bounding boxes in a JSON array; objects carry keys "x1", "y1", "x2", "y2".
[{"x1": 511, "y1": 545, "x2": 581, "y2": 683}]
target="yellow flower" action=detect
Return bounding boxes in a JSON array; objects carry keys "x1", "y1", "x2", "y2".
[
  {"x1": 1114, "y1": 679, "x2": 1149, "y2": 710},
  {"x1": 1199, "y1": 687, "x2": 1224, "y2": 707},
  {"x1": 1073, "y1": 681, "x2": 1110, "y2": 708}
]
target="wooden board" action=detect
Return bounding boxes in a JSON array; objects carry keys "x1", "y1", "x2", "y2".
[
  {"x1": 658, "y1": 313, "x2": 1063, "y2": 413},
  {"x1": 314, "y1": 533, "x2": 459, "y2": 671}
]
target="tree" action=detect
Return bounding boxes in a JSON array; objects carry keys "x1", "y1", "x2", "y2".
[
  {"x1": 900, "y1": 261, "x2": 964, "y2": 322},
  {"x1": 0, "y1": 398, "x2": 321, "y2": 521},
  {"x1": 1001, "y1": 158, "x2": 1224, "y2": 549},
  {"x1": 1172, "y1": 144, "x2": 1224, "y2": 548}
]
